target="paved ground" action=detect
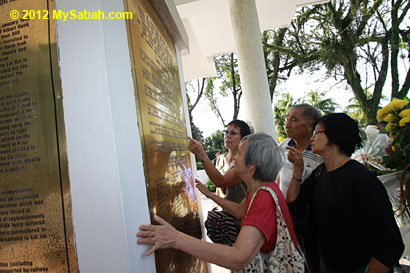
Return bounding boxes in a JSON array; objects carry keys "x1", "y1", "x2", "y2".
[{"x1": 199, "y1": 195, "x2": 229, "y2": 273}]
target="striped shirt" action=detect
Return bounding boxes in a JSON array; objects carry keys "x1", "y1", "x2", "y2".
[{"x1": 278, "y1": 138, "x2": 323, "y2": 197}]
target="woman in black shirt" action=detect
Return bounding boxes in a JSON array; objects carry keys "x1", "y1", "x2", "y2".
[{"x1": 286, "y1": 113, "x2": 404, "y2": 273}]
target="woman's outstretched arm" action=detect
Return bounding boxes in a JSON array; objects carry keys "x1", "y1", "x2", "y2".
[
  {"x1": 195, "y1": 179, "x2": 245, "y2": 219},
  {"x1": 137, "y1": 215, "x2": 264, "y2": 270},
  {"x1": 188, "y1": 136, "x2": 241, "y2": 188}
]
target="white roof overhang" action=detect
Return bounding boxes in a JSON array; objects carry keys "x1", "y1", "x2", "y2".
[{"x1": 165, "y1": 0, "x2": 329, "y2": 80}]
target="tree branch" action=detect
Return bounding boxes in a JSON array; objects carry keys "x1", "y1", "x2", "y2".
[
  {"x1": 390, "y1": 0, "x2": 400, "y2": 98},
  {"x1": 356, "y1": 0, "x2": 383, "y2": 37},
  {"x1": 398, "y1": 67, "x2": 410, "y2": 99},
  {"x1": 398, "y1": 0, "x2": 410, "y2": 23},
  {"x1": 268, "y1": 27, "x2": 288, "y2": 100},
  {"x1": 190, "y1": 78, "x2": 206, "y2": 113},
  {"x1": 372, "y1": 36, "x2": 389, "y2": 105}
]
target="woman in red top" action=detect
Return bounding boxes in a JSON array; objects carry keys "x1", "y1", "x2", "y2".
[{"x1": 137, "y1": 133, "x2": 303, "y2": 272}]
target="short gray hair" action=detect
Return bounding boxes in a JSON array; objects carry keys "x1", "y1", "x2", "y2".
[
  {"x1": 290, "y1": 104, "x2": 321, "y2": 124},
  {"x1": 240, "y1": 133, "x2": 283, "y2": 181}
]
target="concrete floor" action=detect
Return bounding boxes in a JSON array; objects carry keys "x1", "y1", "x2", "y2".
[{"x1": 199, "y1": 195, "x2": 229, "y2": 273}]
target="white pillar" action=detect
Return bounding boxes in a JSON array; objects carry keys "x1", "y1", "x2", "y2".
[
  {"x1": 229, "y1": 0, "x2": 277, "y2": 139},
  {"x1": 55, "y1": 0, "x2": 154, "y2": 272}
]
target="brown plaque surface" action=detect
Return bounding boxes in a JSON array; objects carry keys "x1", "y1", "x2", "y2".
[
  {"x1": 0, "y1": 0, "x2": 78, "y2": 272},
  {"x1": 124, "y1": 0, "x2": 207, "y2": 272}
]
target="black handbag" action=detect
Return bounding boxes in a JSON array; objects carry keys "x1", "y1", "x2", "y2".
[{"x1": 204, "y1": 208, "x2": 240, "y2": 246}]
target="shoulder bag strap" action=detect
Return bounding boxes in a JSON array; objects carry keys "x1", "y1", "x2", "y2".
[
  {"x1": 245, "y1": 186, "x2": 279, "y2": 218},
  {"x1": 245, "y1": 186, "x2": 297, "y2": 249}
]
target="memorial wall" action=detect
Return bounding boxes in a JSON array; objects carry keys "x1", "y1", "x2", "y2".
[
  {"x1": 0, "y1": 0, "x2": 78, "y2": 272},
  {"x1": 124, "y1": 0, "x2": 207, "y2": 272}
]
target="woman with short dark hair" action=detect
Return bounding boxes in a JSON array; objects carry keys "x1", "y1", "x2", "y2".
[
  {"x1": 187, "y1": 120, "x2": 252, "y2": 203},
  {"x1": 314, "y1": 113, "x2": 362, "y2": 156},
  {"x1": 187, "y1": 120, "x2": 252, "y2": 244},
  {"x1": 287, "y1": 113, "x2": 404, "y2": 273}
]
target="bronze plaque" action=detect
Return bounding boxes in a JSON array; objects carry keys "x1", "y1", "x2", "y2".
[
  {"x1": 0, "y1": 0, "x2": 78, "y2": 272},
  {"x1": 124, "y1": 0, "x2": 207, "y2": 272}
]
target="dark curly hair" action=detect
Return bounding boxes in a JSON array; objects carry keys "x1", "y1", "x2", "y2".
[
  {"x1": 227, "y1": 120, "x2": 253, "y2": 139},
  {"x1": 318, "y1": 113, "x2": 362, "y2": 157}
]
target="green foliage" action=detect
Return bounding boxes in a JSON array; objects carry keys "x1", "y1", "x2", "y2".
[
  {"x1": 263, "y1": 29, "x2": 290, "y2": 99},
  {"x1": 214, "y1": 54, "x2": 241, "y2": 97},
  {"x1": 193, "y1": 130, "x2": 224, "y2": 168},
  {"x1": 273, "y1": 92, "x2": 295, "y2": 138},
  {"x1": 345, "y1": 96, "x2": 368, "y2": 125},
  {"x1": 274, "y1": 90, "x2": 341, "y2": 138},
  {"x1": 204, "y1": 78, "x2": 226, "y2": 127},
  {"x1": 191, "y1": 121, "x2": 204, "y2": 144},
  {"x1": 345, "y1": 88, "x2": 390, "y2": 125},
  {"x1": 263, "y1": 0, "x2": 410, "y2": 125},
  {"x1": 203, "y1": 130, "x2": 225, "y2": 159},
  {"x1": 344, "y1": 88, "x2": 385, "y2": 125},
  {"x1": 206, "y1": 180, "x2": 216, "y2": 192},
  {"x1": 186, "y1": 94, "x2": 204, "y2": 144},
  {"x1": 205, "y1": 53, "x2": 242, "y2": 124},
  {"x1": 185, "y1": 79, "x2": 206, "y2": 143},
  {"x1": 300, "y1": 90, "x2": 340, "y2": 115}
]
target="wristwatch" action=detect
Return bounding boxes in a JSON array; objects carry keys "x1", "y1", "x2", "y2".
[
  {"x1": 292, "y1": 176, "x2": 302, "y2": 182},
  {"x1": 201, "y1": 157, "x2": 209, "y2": 163}
]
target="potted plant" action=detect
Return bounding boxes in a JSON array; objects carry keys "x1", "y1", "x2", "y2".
[
  {"x1": 374, "y1": 99, "x2": 410, "y2": 258},
  {"x1": 353, "y1": 99, "x2": 410, "y2": 223}
]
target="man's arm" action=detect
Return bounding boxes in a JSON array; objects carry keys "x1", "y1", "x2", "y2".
[{"x1": 285, "y1": 146, "x2": 304, "y2": 202}]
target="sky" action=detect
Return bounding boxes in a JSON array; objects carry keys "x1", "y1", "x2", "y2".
[
  {"x1": 187, "y1": 59, "x2": 406, "y2": 138},
  {"x1": 188, "y1": 69, "x2": 357, "y2": 138}
]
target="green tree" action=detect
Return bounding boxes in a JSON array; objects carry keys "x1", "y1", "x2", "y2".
[
  {"x1": 185, "y1": 79, "x2": 206, "y2": 143},
  {"x1": 204, "y1": 78, "x2": 226, "y2": 127},
  {"x1": 273, "y1": 92, "x2": 295, "y2": 138},
  {"x1": 345, "y1": 96, "x2": 368, "y2": 125},
  {"x1": 205, "y1": 53, "x2": 243, "y2": 126},
  {"x1": 345, "y1": 88, "x2": 389, "y2": 125},
  {"x1": 300, "y1": 90, "x2": 340, "y2": 115},
  {"x1": 186, "y1": 95, "x2": 204, "y2": 143},
  {"x1": 203, "y1": 130, "x2": 225, "y2": 159},
  {"x1": 186, "y1": 78, "x2": 206, "y2": 116},
  {"x1": 263, "y1": 28, "x2": 289, "y2": 100},
  {"x1": 344, "y1": 87, "x2": 373, "y2": 125},
  {"x1": 264, "y1": 0, "x2": 410, "y2": 124}
]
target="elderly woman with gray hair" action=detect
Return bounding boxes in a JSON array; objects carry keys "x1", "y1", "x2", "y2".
[{"x1": 137, "y1": 133, "x2": 304, "y2": 272}]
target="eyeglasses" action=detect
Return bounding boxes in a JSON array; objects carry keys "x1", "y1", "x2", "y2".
[
  {"x1": 312, "y1": 130, "x2": 325, "y2": 137},
  {"x1": 223, "y1": 130, "x2": 240, "y2": 136}
]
